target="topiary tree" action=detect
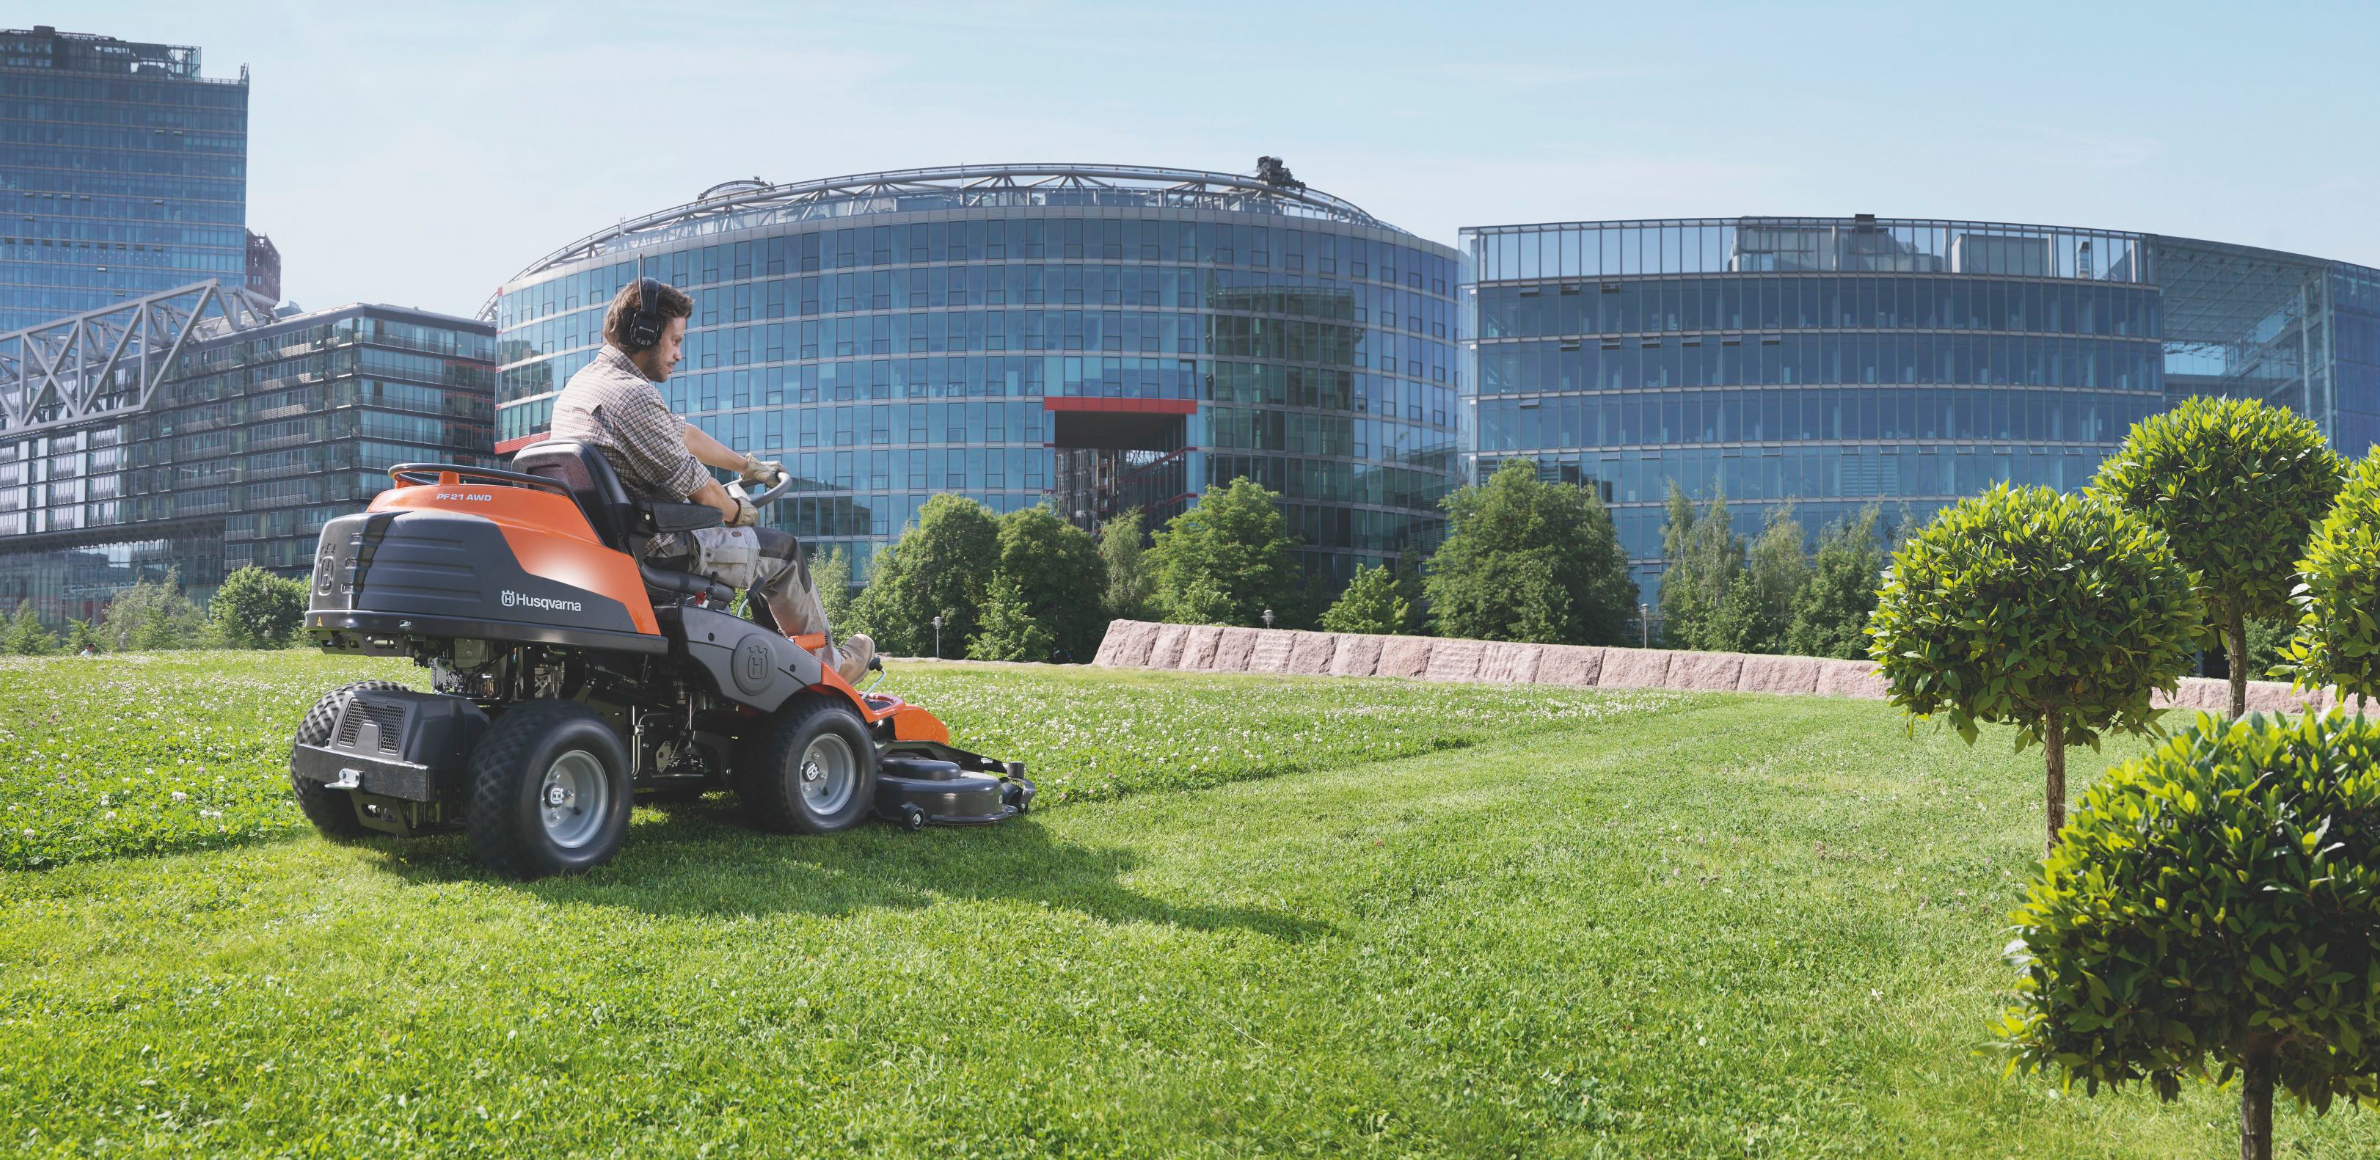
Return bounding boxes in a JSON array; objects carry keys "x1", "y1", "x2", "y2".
[
  {"x1": 1320, "y1": 562, "x2": 1418, "y2": 635},
  {"x1": 1424, "y1": 458, "x2": 1636, "y2": 645},
  {"x1": 1785, "y1": 503, "x2": 1884, "y2": 660},
  {"x1": 1996, "y1": 710, "x2": 2380, "y2": 1160},
  {"x1": 2284, "y1": 449, "x2": 2380, "y2": 708},
  {"x1": 1868, "y1": 484, "x2": 2204, "y2": 853},
  {"x1": 209, "y1": 565, "x2": 308, "y2": 649},
  {"x1": 2091, "y1": 396, "x2": 2345, "y2": 720},
  {"x1": 994, "y1": 501, "x2": 1106, "y2": 662},
  {"x1": 966, "y1": 574, "x2": 1055, "y2": 662},
  {"x1": 850, "y1": 494, "x2": 1000, "y2": 657},
  {"x1": 1147, "y1": 477, "x2": 1297, "y2": 628}
]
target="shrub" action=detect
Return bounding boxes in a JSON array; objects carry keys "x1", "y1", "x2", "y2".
[
  {"x1": 1148, "y1": 478, "x2": 1297, "y2": 628},
  {"x1": 850, "y1": 494, "x2": 1000, "y2": 657},
  {"x1": 2284, "y1": 450, "x2": 2380, "y2": 705},
  {"x1": 810, "y1": 547, "x2": 855, "y2": 634},
  {"x1": 1996, "y1": 711, "x2": 2380, "y2": 1160},
  {"x1": 2092, "y1": 396, "x2": 2344, "y2": 719},
  {"x1": 966, "y1": 575, "x2": 1055, "y2": 662},
  {"x1": 995, "y1": 502, "x2": 1106, "y2": 662},
  {"x1": 5, "y1": 601, "x2": 57, "y2": 655},
  {"x1": 1785, "y1": 504, "x2": 1884, "y2": 660},
  {"x1": 97, "y1": 567, "x2": 212, "y2": 651},
  {"x1": 1424, "y1": 459, "x2": 1636, "y2": 645},
  {"x1": 1320, "y1": 562, "x2": 1418, "y2": 635},
  {"x1": 1099, "y1": 507, "x2": 1153, "y2": 622},
  {"x1": 209, "y1": 565, "x2": 308, "y2": 649},
  {"x1": 1868, "y1": 485, "x2": 2203, "y2": 853}
]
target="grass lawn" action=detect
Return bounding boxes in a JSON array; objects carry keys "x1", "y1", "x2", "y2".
[{"x1": 1, "y1": 653, "x2": 2374, "y2": 1157}]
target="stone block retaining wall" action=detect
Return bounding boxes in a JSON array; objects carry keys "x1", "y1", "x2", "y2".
[{"x1": 1090, "y1": 619, "x2": 2334, "y2": 711}]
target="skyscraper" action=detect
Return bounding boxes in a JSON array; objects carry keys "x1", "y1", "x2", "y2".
[{"x1": 0, "y1": 24, "x2": 251, "y2": 333}]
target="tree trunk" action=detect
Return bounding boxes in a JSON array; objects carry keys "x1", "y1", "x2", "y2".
[
  {"x1": 2227, "y1": 609, "x2": 2250, "y2": 721},
  {"x1": 2044, "y1": 716, "x2": 2066, "y2": 857},
  {"x1": 2240, "y1": 1032, "x2": 2278, "y2": 1160}
]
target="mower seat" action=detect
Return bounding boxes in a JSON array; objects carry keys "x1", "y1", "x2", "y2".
[{"x1": 512, "y1": 440, "x2": 638, "y2": 550}]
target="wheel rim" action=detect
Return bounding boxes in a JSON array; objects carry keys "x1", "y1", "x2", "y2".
[
  {"x1": 538, "y1": 749, "x2": 612, "y2": 849},
  {"x1": 797, "y1": 733, "x2": 857, "y2": 815}
]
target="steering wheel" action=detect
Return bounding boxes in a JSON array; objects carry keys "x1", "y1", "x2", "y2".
[{"x1": 736, "y1": 468, "x2": 796, "y2": 508}]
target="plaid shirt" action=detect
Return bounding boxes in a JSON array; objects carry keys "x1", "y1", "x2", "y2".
[{"x1": 548, "y1": 345, "x2": 707, "y2": 502}]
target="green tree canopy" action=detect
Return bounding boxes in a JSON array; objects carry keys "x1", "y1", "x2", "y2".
[
  {"x1": 850, "y1": 493, "x2": 1000, "y2": 657},
  {"x1": 995, "y1": 502, "x2": 1106, "y2": 662},
  {"x1": 1657, "y1": 482, "x2": 1747, "y2": 650},
  {"x1": 1147, "y1": 478, "x2": 1298, "y2": 628},
  {"x1": 5, "y1": 601, "x2": 57, "y2": 656},
  {"x1": 1998, "y1": 711, "x2": 2380, "y2": 1160},
  {"x1": 2092, "y1": 396, "x2": 2345, "y2": 718},
  {"x1": 1098, "y1": 507, "x2": 1154, "y2": 623},
  {"x1": 2284, "y1": 449, "x2": 2380, "y2": 705},
  {"x1": 98, "y1": 567, "x2": 211, "y2": 651},
  {"x1": 1423, "y1": 459, "x2": 1637, "y2": 645},
  {"x1": 210, "y1": 565, "x2": 307, "y2": 649},
  {"x1": 64, "y1": 618, "x2": 102, "y2": 656},
  {"x1": 965, "y1": 574, "x2": 1056, "y2": 662},
  {"x1": 1320, "y1": 562, "x2": 1419, "y2": 635},
  {"x1": 810, "y1": 546, "x2": 856, "y2": 635},
  {"x1": 1868, "y1": 485, "x2": 2204, "y2": 853},
  {"x1": 1784, "y1": 504, "x2": 1885, "y2": 660}
]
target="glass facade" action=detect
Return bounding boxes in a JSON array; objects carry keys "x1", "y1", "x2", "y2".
[
  {"x1": 1460, "y1": 216, "x2": 2319, "y2": 605},
  {"x1": 491, "y1": 165, "x2": 1462, "y2": 584},
  {"x1": 0, "y1": 301, "x2": 494, "y2": 624},
  {"x1": 0, "y1": 25, "x2": 250, "y2": 333}
]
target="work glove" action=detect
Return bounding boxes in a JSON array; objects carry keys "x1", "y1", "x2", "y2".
[
  {"x1": 728, "y1": 494, "x2": 759, "y2": 528},
  {"x1": 738, "y1": 455, "x2": 784, "y2": 485}
]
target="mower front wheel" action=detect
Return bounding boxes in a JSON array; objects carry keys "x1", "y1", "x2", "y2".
[
  {"x1": 736, "y1": 696, "x2": 877, "y2": 834},
  {"x1": 466, "y1": 700, "x2": 632, "y2": 880}
]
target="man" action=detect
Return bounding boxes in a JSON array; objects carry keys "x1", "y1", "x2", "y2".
[{"x1": 543, "y1": 277, "x2": 875, "y2": 683}]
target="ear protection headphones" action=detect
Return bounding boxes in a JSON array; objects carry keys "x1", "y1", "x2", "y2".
[{"x1": 625, "y1": 277, "x2": 663, "y2": 351}]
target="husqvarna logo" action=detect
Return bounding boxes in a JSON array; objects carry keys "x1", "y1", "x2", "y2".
[{"x1": 500, "y1": 589, "x2": 581, "y2": 613}]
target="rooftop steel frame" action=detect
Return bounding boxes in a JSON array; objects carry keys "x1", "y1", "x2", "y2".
[
  {"x1": 489, "y1": 162, "x2": 1396, "y2": 315},
  {"x1": 0, "y1": 280, "x2": 276, "y2": 437}
]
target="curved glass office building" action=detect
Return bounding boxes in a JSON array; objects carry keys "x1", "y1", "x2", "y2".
[
  {"x1": 490, "y1": 163, "x2": 1462, "y2": 584},
  {"x1": 1461, "y1": 216, "x2": 2380, "y2": 601}
]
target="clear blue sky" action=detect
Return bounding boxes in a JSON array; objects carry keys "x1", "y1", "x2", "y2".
[{"x1": 61, "y1": 0, "x2": 2380, "y2": 318}]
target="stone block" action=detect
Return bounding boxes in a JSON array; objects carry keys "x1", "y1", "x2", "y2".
[
  {"x1": 1377, "y1": 636, "x2": 1436, "y2": 679},
  {"x1": 1288, "y1": 632, "x2": 1339, "y2": 675},
  {"x1": 1736, "y1": 654, "x2": 1821, "y2": 696},
  {"x1": 1145, "y1": 623, "x2": 1189, "y2": 670},
  {"x1": 1177, "y1": 625, "x2": 1223, "y2": 670},
  {"x1": 1598, "y1": 648, "x2": 1672, "y2": 689},
  {"x1": 1330, "y1": 634, "x2": 1386, "y2": 677},
  {"x1": 1814, "y1": 658, "x2": 1889, "y2": 700},
  {"x1": 1091, "y1": 619, "x2": 1134, "y2": 667},
  {"x1": 1533, "y1": 644, "x2": 1605, "y2": 686},
  {"x1": 2242, "y1": 680, "x2": 2320, "y2": 716},
  {"x1": 1211, "y1": 627, "x2": 1260, "y2": 672},
  {"x1": 1670, "y1": 651, "x2": 1746, "y2": 692},
  {"x1": 1108, "y1": 620, "x2": 1158, "y2": 668},
  {"x1": 2155, "y1": 676, "x2": 2228, "y2": 715},
  {"x1": 1424, "y1": 638, "x2": 1487, "y2": 682},
  {"x1": 1248, "y1": 630, "x2": 1298, "y2": 674},
  {"x1": 1475, "y1": 642, "x2": 1543, "y2": 683}
]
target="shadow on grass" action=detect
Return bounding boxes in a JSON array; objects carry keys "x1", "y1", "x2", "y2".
[{"x1": 359, "y1": 795, "x2": 1333, "y2": 943}]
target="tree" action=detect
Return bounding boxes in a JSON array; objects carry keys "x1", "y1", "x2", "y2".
[
  {"x1": 1423, "y1": 459, "x2": 1637, "y2": 645},
  {"x1": 2284, "y1": 450, "x2": 2380, "y2": 707},
  {"x1": 1735, "y1": 505, "x2": 1810, "y2": 654},
  {"x1": 1321, "y1": 562, "x2": 1419, "y2": 635},
  {"x1": 97, "y1": 568, "x2": 210, "y2": 651},
  {"x1": 1147, "y1": 477, "x2": 1298, "y2": 628},
  {"x1": 1657, "y1": 482, "x2": 1747, "y2": 650},
  {"x1": 810, "y1": 547, "x2": 856, "y2": 635},
  {"x1": 1099, "y1": 507, "x2": 1154, "y2": 623},
  {"x1": 849, "y1": 494, "x2": 1000, "y2": 657},
  {"x1": 994, "y1": 502, "x2": 1106, "y2": 662},
  {"x1": 1868, "y1": 485, "x2": 2203, "y2": 854},
  {"x1": 1785, "y1": 504, "x2": 1885, "y2": 660},
  {"x1": 2092, "y1": 396, "x2": 2344, "y2": 720},
  {"x1": 965, "y1": 575, "x2": 1055, "y2": 662},
  {"x1": 5, "y1": 601, "x2": 57, "y2": 655},
  {"x1": 209, "y1": 565, "x2": 307, "y2": 649},
  {"x1": 1997, "y1": 711, "x2": 2380, "y2": 1160},
  {"x1": 65, "y1": 618, "x2": 103, "y2": 656}
]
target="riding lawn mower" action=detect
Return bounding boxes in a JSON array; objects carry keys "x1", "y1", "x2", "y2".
[{"x1": 288, "y1": 442, "x2": 1033, "y2": 879}]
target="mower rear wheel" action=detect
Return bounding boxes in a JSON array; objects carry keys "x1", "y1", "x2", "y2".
[
  {"x1": 736, "y1": 696, "x2": 877, "y2": 834},
  {"x1": 466, "y1": 700, "x2": 632, "y2": 880},
  {"x1": 290, "y1": 680, "x2": 411, "y2": 841}
]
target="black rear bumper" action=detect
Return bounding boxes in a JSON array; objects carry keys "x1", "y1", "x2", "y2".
[{"x1": 291, "y1": 688, "x2": 490, "y2": 804}]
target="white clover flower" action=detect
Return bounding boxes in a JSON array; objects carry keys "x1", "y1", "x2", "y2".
[{"x1": 171, "y1": 791, "x2": 189, "y2": 803}]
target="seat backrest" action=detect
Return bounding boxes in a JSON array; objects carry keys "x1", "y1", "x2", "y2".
[{"x1": 513, "y1": 440, "x2": 634, "y2": 548}]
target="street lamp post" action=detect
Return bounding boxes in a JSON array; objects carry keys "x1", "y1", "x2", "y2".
[
  {"x1": 1639, "y1": 603, "x2": 1649, "y2": 649},
  {"x1": 932, "y1": 614, "x2": 943, "y2": 659}
]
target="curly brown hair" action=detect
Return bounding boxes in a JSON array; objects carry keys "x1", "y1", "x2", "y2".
[{"x1": 602, "y1": 279, "x2": 694, "y2": 350}]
